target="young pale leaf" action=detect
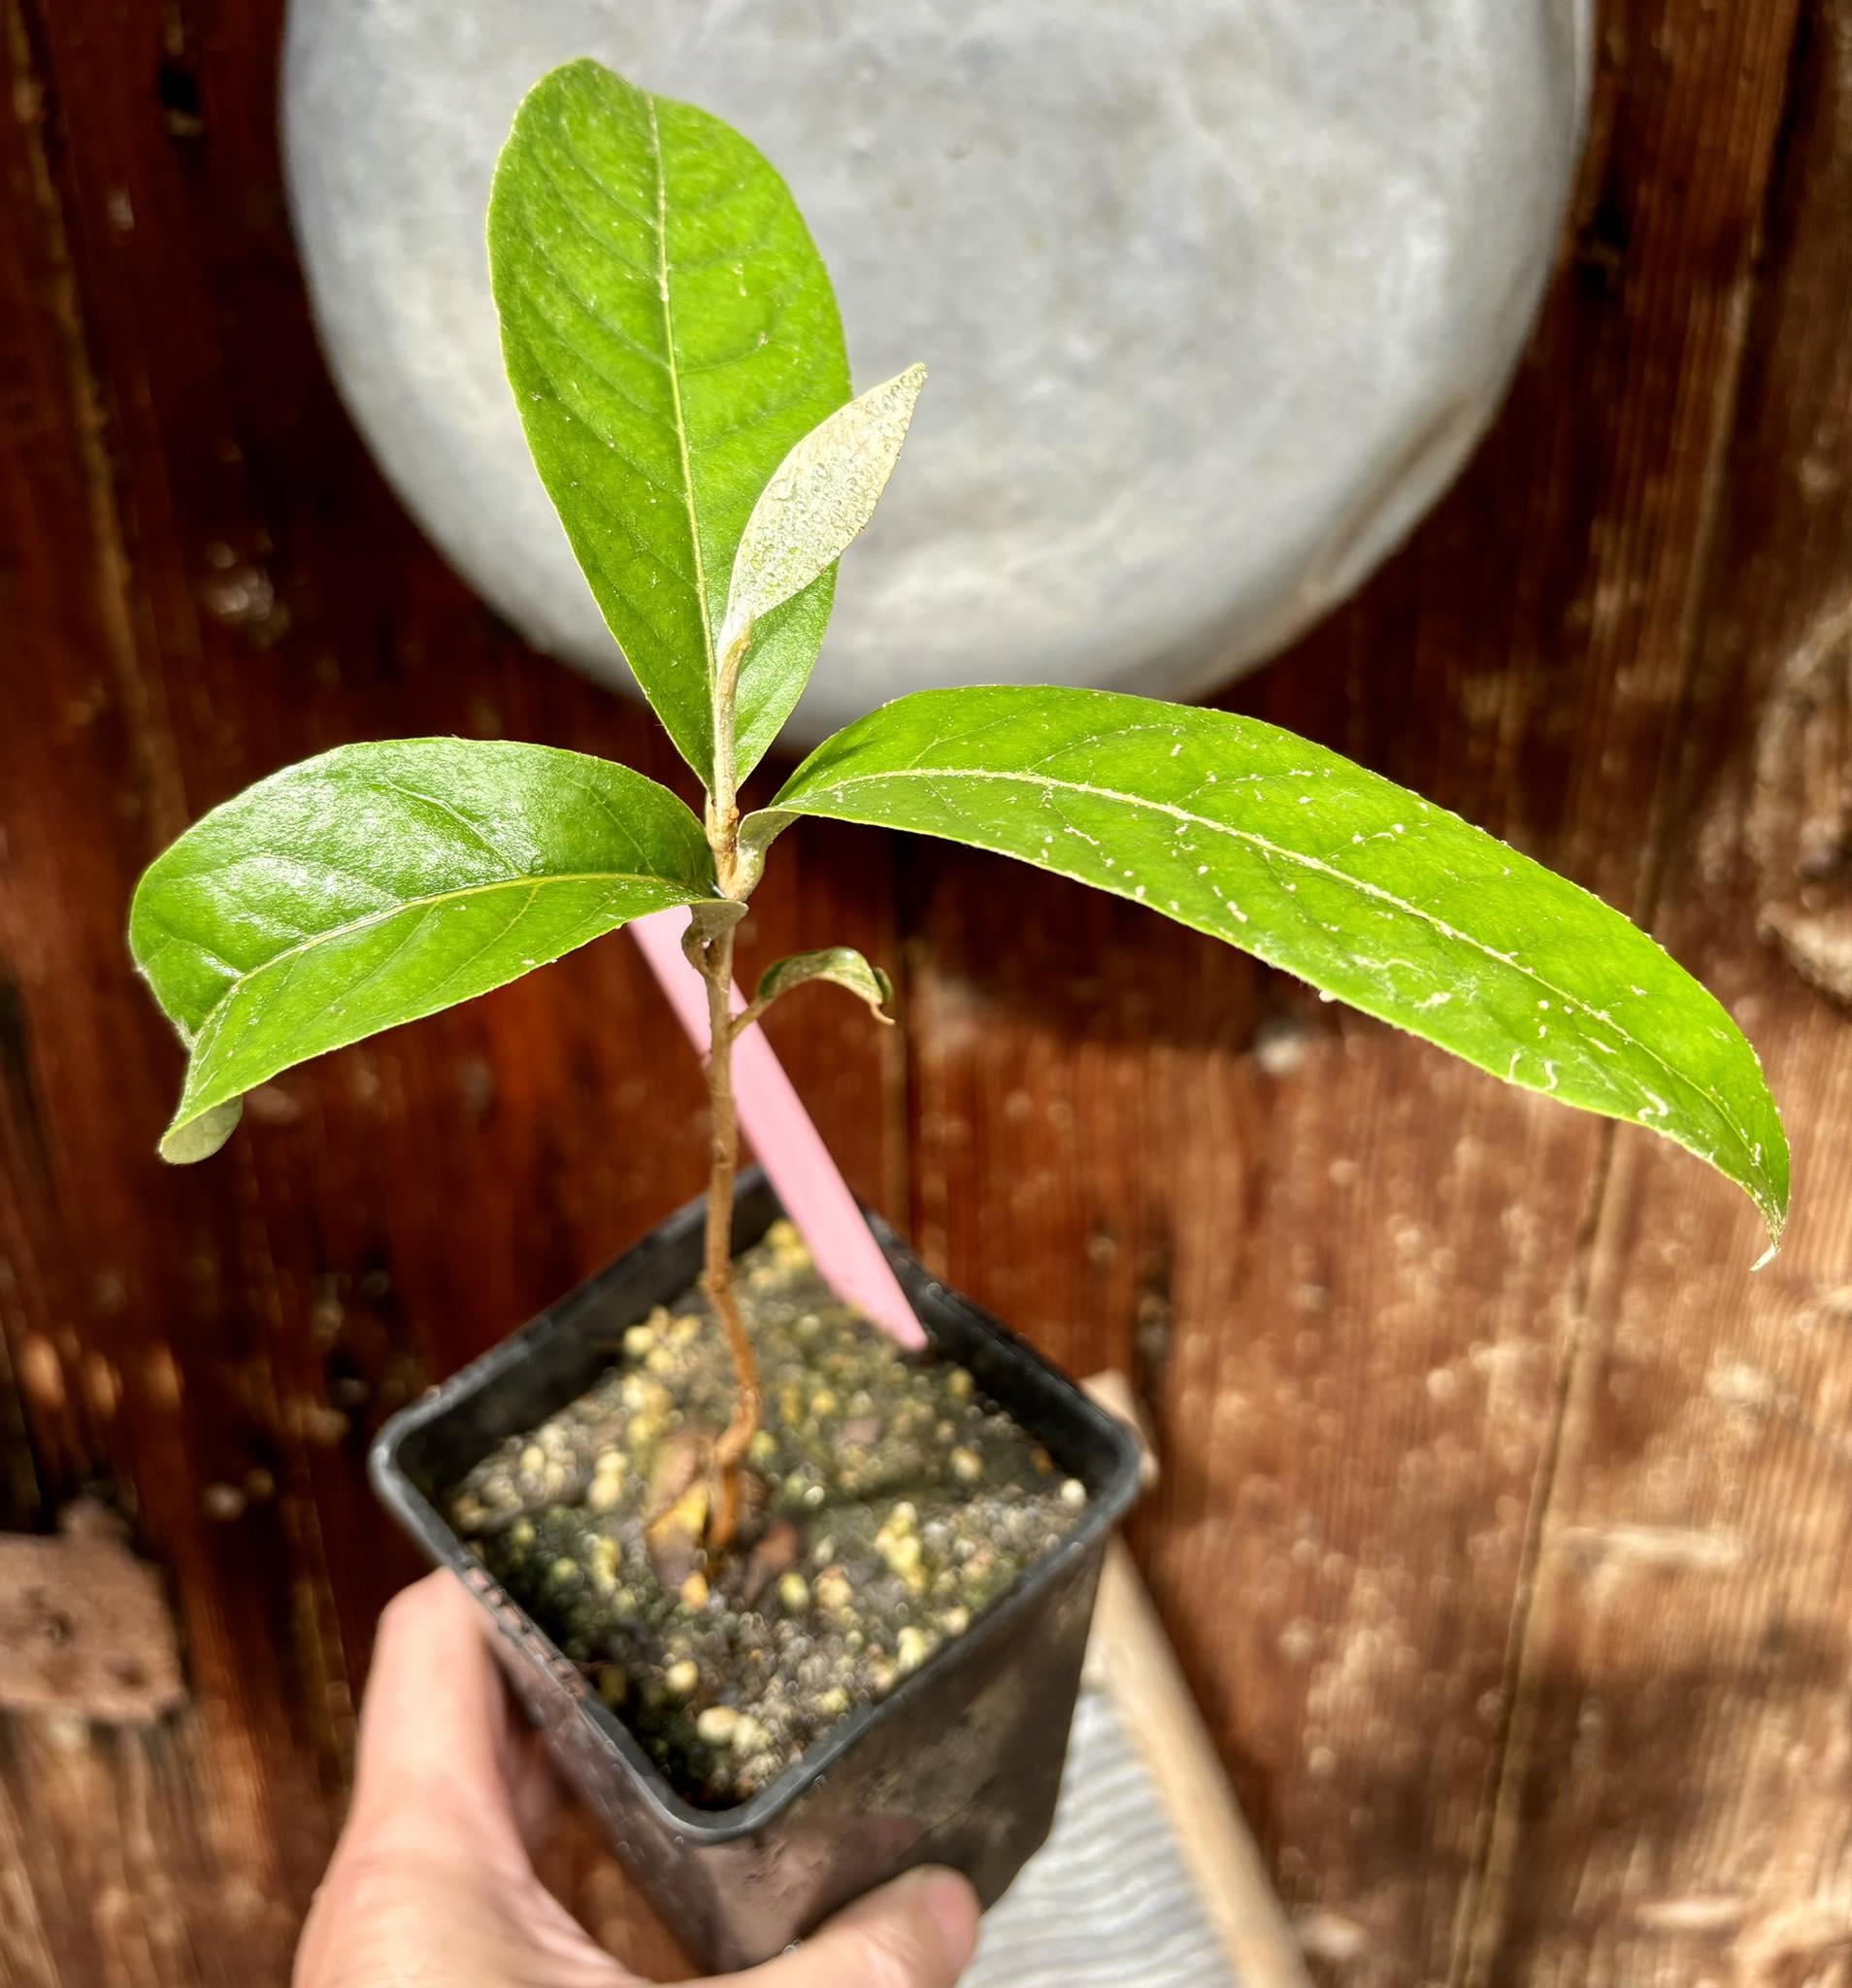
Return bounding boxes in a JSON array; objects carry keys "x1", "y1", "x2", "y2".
[
  {"x1": 748, "y1": 947, "x2": 894, "y2": 1028},
  {"x1": 720, "y1": 366, "x2": 927, "y2": 658},
  {"x1": 131, "y1": 740, "x2": 714, "y2": 1162},
  {"x1": 489, "y1": 59, "x2": 851, "y2": 785},
  {"x1": 746, "y1": 686, "x2": 1789, "y2": 1247}
]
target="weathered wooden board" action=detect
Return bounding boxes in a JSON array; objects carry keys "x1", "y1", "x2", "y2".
[
  {"x1": 1463, "y1": 9, "x2": 1852, "y2": 1983},
  {"x1": 0, "y1": 1, "x2": 1846, "y2": 1985}
]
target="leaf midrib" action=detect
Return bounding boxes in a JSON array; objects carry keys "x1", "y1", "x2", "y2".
[
  {"x1": 789, "y1": 760, "x2": 1764, "y2": 1176},
  {"x1": 645, "y1": 97, "x2": 718, "y2": 728}
]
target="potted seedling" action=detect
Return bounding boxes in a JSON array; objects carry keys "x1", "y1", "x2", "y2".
[{"x1": 129, "y1": 57, "x2": 1787, "y2": 1973}]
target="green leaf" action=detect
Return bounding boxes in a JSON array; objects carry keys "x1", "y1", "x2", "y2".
[
  {"x1": 747, "y1": 946, "x2": 894, "y2": 1028},
  {"x1": 747, "y1": 687, "x2": 1789, "y2": 1247},
  {"x1": 159, "y1": 1097, "x2": 244, "y2": 1165},
  {"x1": 131, "y1": 739, "x2": 714, "y2": 1161},
  {"x1": 489, "y1": 58, "x2": 851, "y2": 785},
  {"x1": 721, "y1": 365, "x2": 927, "y2": 657}
]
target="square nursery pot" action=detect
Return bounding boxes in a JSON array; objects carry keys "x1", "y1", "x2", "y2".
[{"x1": 371, "y1": 1169, "x2": 1142, "y2": 1972}]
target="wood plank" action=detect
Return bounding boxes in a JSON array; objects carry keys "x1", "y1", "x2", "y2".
[
  {"x1": 1463, "y1": 7, "x2": 1852, "y2": 1981},
  {"x1": 0, "y1": 0, "x2": 897, "y2": 1979},
  {"x1": 900, "y1": 5, "x2": 1806, "y2": 1981},
  {"x1": 1, "y1": 0, "x2": 1840, "y2": 1980},
  {"x1": 0, "y1": 5, "x2": 332, "y2": 1977},
  {"x1": 1082, "y1": 1373, "x2": 1313, "y2": 1988}
]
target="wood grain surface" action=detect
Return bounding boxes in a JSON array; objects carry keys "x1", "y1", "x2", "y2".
[{"x1": 0, "y1": 3, "x2": 1847, "y2": 1984}]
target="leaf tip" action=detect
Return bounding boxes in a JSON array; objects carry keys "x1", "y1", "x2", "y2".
[
  {"x1": 158, "y1": 1096, "x2": 243, "y2": 1165},
  {"x1": 881, "y1": 362, "x2": 927, "y2": 428},
  {"x1": 1752, "y1": 1188, "x2": 1788, "y2": 1268},
  {"x1": 1747, "y1": 1164, "x2": 1789, "y2": 1267}
]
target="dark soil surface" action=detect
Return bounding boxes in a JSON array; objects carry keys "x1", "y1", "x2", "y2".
[{"x1": 446, "y1": 1220, "x2": 1088, "y2": 1806}]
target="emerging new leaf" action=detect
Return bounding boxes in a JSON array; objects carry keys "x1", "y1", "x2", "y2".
[
  {"x1": 131, "y1": 740, "x2": 714, "y2": 1160},
  {"x1": 746, "y1": 946, "x2": 895, "y2": 1030},
  {"x1": 747, "y1": 686, "x2": 1789, "y2": 1248},
  {"x1": 721, "y1": 366, "x2": 927, "y2": 661},
  {"x1": 489, "y1": 59, "x2": 851, "y2": 785}
]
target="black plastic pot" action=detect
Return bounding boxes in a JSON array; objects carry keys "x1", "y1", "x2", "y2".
[{"x1": 371, "y1": 1170, "x2": 1141, "y2": 1972}]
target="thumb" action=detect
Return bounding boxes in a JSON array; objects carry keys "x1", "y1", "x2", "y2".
[
  {"x1": 341, "y1": 1571, "x2": 538, "y2": 1872},
  {"x1": 742, "y1": 1868, "x2": 979, "y2": 1988}
]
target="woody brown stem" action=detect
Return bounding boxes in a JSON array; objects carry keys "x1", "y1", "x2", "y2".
[
  {"x1": 692, "y1": 621, "x2": 765, "y2": 1552},
  {"x1": 692, "y1": 900, "x2": 758, "y2": 1550}
]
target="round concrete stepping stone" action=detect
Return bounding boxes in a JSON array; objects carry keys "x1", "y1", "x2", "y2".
[{"x1": 284, "y1": 1, "x2": 1590, "y2": 740}]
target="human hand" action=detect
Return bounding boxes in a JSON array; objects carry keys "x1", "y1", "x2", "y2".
[{"x1": 295, "y1": 1572, "x2": 978, "y2": 1988}]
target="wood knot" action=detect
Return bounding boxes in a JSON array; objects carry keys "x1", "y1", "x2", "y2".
[
  {"x1": 1750, "y1": 601, "x2": 1852, "y2": 1005},
  {"x1": 0, "y1": 1502, "x2": 184, "y2": 1721}
]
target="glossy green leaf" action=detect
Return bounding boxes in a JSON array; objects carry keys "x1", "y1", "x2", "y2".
[
  {"x1": 131, "y1": 740, "x2": 714, "y2": 1161},
  {"x1": 747, "y1": 687, "x2": 1789, "y2": 1246},
  {"x1": 721, "y1": 365, "x2": 927, "y2": 658},
  {"x1": 746, "y1": 946, "x2": 894, "y2": 1029},
  {"x1": 489, "y1": 58, "x2": 851, "y2": 785}
]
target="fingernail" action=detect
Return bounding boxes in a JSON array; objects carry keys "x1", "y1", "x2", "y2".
[{"x1": 917, "y1": 1868, "x2": 979, "y2": 1968}]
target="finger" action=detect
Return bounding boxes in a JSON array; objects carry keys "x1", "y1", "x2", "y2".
[
  {"x1": 744, "y1": 1868, "x2": 979, "y2": 1988},
  {"x1": 344, "y1": 1571, "x2": 531, "y2": 1871}
]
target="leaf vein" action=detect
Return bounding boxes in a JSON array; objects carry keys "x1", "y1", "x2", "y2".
[
  {"x1": 646, "y1": 96, "x2": 719, "y2": 707},
  {"x1": 337, "y1": 774, "x2": 525, "y2": 872},
  {"x1": 182, "y1": 870, "x2": 699, "y2": 1068},
  {"x1": 810, "y1": 761, "x2": 1759, "y2": 1166}
]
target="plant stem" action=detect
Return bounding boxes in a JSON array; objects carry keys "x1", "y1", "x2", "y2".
[
  {"x1": 696, "y1": 911, "x2": 761, "y2": 1502},
  {"x1": 695, "y1": 636, "x2": 762, "y2": 1544},
  {"x1": 707, "y1": 629, "x2": 750, "y2": 894}
]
